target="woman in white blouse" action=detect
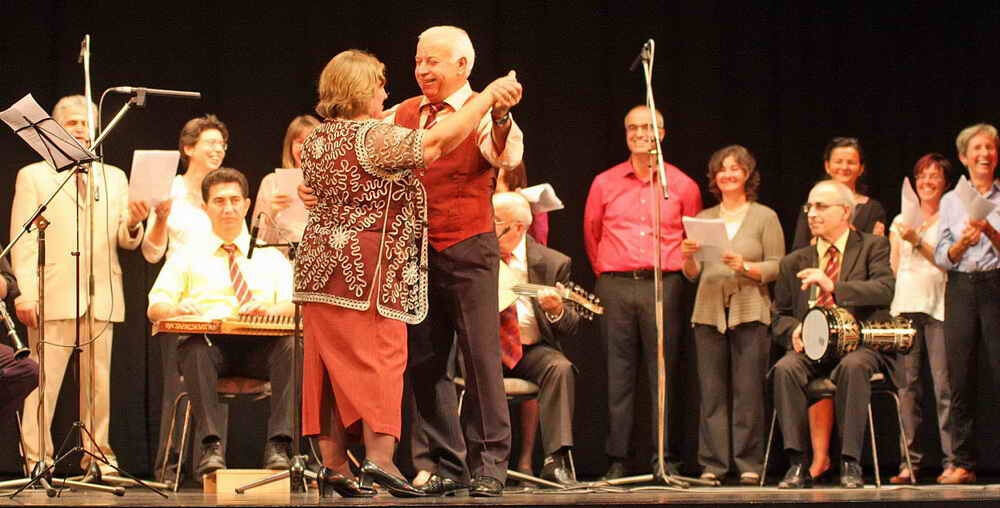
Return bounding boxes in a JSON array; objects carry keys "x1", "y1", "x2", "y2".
[
  {"x1": 888, "y1": 153, "x2": 953, "y2": 484},
  {"x1": 144, "y1": 115, "x2": 232, "y2": 480}
]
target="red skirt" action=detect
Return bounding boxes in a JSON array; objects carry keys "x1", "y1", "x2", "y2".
[{"x1": 301, "y1": 303, "x2": 406, "y2": 439}]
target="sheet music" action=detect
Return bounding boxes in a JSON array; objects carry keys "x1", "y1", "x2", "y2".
[
  {"x1": 271, "y1": 168, "x2": 306, "y2": 238},
  {"x1": 129, "y1": 150, "x2": 179, "y2": 206},
  {"x1": 682, "y1": 216, "x2": 730, "y2": 262},
  {"x1": 899, "y1": 177, "x2": 923, "y2": 228},
  {"x1": 519, "y1": 183, "x2": 564, "y2": 214},
  {"x1": 955, "y1": 175, "x2": 998, "y2": 221},
  {"x1": 0, "y1": 94, "x2": 95, "y2": 171}
]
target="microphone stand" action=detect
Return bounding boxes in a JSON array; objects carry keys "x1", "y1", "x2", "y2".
[
  {"x1": 236, "y1": 215, "x2": 312, "y2": 494},
  {"x1": 593, "y1": 39, "x2": 716, "y2": 490}
]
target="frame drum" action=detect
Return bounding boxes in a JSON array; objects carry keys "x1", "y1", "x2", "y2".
[{"x1": 802, "y1": 306, "x2": 860, "y2": 362}]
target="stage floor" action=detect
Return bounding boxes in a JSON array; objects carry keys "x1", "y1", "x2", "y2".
[{"x1": 0, "y1": 483, "x2": 999, "y2": 508}]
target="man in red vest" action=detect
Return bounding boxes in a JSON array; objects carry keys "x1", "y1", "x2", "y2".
[
  {"x1": 302, "y1": 26, "x2": 524, "y2": 496},
  {"x1": 386, "y1": 25, "x2": 524, "y2": 497}
]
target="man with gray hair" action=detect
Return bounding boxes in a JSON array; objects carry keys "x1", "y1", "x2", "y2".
[
  {"x1": 11, "y1": 95, "x2": 148, "y2": 475},
  {"x1": 770, "y1": 180, "x2": 896, "y2": 489},
  {"x1": 387, "y1": 25, "x2": 524, "y2": 497}
]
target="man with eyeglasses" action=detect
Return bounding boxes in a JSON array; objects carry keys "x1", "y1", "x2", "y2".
[
  {"x1": 583, "y1": 105, "x2": 702, "y2": 479},
  {"x1": 770, "y1": 179, "x2": 897, "y2": 489}
]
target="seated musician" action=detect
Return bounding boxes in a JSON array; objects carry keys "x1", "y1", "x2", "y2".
[
  {"x1": 771, "y1": 180, "x2": 896, "y2": 489},
  {"x1": 147, "y1": 168, "x2": 294, "y2": 479},
  {"x1": 493, "y1": 192, "x2": 580, "y2": 485}
]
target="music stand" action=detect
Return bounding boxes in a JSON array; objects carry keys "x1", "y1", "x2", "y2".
[{"x1": 0, "y1": 94, "x2": 166, "y2": 498}]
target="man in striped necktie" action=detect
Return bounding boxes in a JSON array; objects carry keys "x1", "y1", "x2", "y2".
[
  {"x1": 770, "y1": 180, "x2": 896, "y2": 490},
  {"x1": 148, "y1": 168, "x2": 296, "y2": 481}
]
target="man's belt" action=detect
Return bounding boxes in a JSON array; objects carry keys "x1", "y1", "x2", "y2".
[{"x1": 603, "y1": 269, "x2": 671, "y2": 280}]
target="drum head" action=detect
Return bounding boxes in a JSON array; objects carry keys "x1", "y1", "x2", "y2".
[{"x1": 803, "y1": 308, "x2": 830, "y2": 361}]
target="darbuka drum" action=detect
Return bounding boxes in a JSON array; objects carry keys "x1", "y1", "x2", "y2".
[
  {"x1": 802, "y1": 305, "x2": 916, "y2": 363},
  {"x1": 803, "y1": 306, "x2": 860, "y2": 362}
]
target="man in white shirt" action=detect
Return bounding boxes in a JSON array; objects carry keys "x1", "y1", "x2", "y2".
[{"x1": 148, "y1": 168, "x2": 294, "y2": 479}]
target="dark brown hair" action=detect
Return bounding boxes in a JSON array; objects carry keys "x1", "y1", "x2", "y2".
[
  {"x1": 706, "y1": 145, "x2": 760, "y2": 202},
  {"x1": 201, "y1": 167, "x2": 248, "y2": 202},
  {"x1": 178, "y1": 114, "x2": 229, "y2": 165}
]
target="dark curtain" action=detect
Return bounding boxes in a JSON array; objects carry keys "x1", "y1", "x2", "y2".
[{"x1": 1, "y1": 1, "x2": 999, "y2": 477}]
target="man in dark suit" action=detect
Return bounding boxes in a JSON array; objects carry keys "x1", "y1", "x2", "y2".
[
  {"x1": 493, "y1": 192, "x2": 580, "y2": 485},
  {"x1": 771, "y1": 180, "x2": 896, "y2": 489}
]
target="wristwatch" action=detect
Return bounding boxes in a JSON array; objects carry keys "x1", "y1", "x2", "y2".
[
  {"x1": 742, "y1": 262, "x2": 751, "y2": 273},
  {"x1": 492, "y1": 111, "x2": 511, "y2": 126}
]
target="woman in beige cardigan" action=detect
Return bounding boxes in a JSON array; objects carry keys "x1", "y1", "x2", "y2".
[{"x1": 681, "y1": 145, "x2": 785, "y2": 485}]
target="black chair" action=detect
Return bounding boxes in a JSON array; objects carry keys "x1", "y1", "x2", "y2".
[{"x1": 760, "y1": 372, "x2": 915, "y2": 487}]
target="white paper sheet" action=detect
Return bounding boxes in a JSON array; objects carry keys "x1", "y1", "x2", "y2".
[
  {"x1": 899, "y1": 177, "x2": 923, "y2": 228},
  {"x1": 0, "y1": 94, "x2": 95, "y2": 170},
  {"x1": 270, "y1": 168, "x2": 306, "y2": 238},
  {"x1": 128, "y1": 150, "x2": 179, "y2": 206},
  {"x1": 518, "y1": 183, "x2": 564, "y2": 214},
  {"x1": 955, "y1": 175, "x2": 998, "y2": 221},
  {"x1": 682, "y1": 216, "x2": 730, "y2": 262}
]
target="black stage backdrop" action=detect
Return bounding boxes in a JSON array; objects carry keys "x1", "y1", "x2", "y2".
[{"x1": 2, "y1": 1, "x2": 1000, "y2": 478}]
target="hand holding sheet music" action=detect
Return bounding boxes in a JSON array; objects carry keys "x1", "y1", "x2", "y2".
[{"x1": 681, "y1": 217, "x2": 730, "y2": 262}]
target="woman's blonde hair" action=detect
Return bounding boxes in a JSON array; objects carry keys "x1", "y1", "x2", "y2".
[
  {"x1": 315, "y1": 50, "x2": 385, "y2": 120},
  {"x1": 281, "y1": 115, "x2": 320, "y2": 167}
]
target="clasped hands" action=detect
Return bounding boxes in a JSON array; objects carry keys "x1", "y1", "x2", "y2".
[{"x1": 680, "y1": 239, "x2": 745, "y2": 272}]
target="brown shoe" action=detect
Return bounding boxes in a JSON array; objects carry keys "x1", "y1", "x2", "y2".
[
  {"x1": 889, "y1": 466, "x2": 917, "y2": 485},
  {"x1": 938, "y1": 467, "x2": 976, "y2": 484}
]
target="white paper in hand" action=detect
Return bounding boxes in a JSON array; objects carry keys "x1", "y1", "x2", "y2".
[
  {"x1": 682, "y1": 216, "x2": 730, "y2": 262},
  {"x1": 1, "y1": 94, "x2": 95, "y2": 170},
  {"x1": 518, "y1": 183, "x2": 564, "y2": 214},
  {"x1": 272, "y1": 168, "x2": 307, "y2": 238},
  {"x1": 129, "y1": 150, "x2": 179, "y2": 206},
  {"x1": 899, "y1": 177, "x2": 923, "y2": 228},
  {"x1": 955, "y1": 175, "x2": 998, "y2": 221}
]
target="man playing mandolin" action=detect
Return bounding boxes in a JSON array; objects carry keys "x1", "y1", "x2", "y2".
[
  {"x1": 493, "y1": 192, "x2": 581, "y2": 484},
  {"x1": 771, "y1": 180, "x2": 897, "y2": 490}
]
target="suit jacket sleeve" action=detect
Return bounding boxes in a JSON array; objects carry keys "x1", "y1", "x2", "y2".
[
  {"x1": 832, "y1": 235, "x2": 894, "y2": 308},
  {"x1": 546, "y1": 257, "x2": 580, "y2": 338},
  {"x1": 770, "y1": 253, "x2": 800, "y2": 351},
  {"x1": 10, "y1": 167, "x2": 39, "y2": 307}
]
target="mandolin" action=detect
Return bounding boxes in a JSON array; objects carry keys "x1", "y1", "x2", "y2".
[{"x1": 498, "y1": 261, "x2": 603, "y2": 319}]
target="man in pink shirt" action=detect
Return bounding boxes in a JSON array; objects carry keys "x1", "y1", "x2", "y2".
[{"x1": 583, "y1": 105, "x2": 702, "y2": 479}]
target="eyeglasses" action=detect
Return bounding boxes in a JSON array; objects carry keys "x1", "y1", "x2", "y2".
[
  {"x1": 626, "y1": 123, "x2": 660, "y2": 133},
  {"x1": 802, "y1": 202, "x2": 847, "y2": 214},
  {"x1": 200, "y1": 140, "x2": 229, "y2": 151}
]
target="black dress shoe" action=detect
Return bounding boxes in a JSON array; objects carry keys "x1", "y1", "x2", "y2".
[
  {"x1": 318, "y1": 467, "x2": 376, "y2": 498},
  {"x1": 840, "y1": 459, "x2": 864, "y2": 489},
  {"x1": 602, "y1": 460, "x2": 626, "y2": 480},
  {"x1": 359, "y1": 459, "x2": 425, "y2": 498},
  {"x1": 777, "y1": 461, "x2": 812, "y2": 489},
  {"x1": 541, "y1": 451, "x2": 577, "y2": 485},
  {"x1": 262, "y1": 439, "x2": 291, "y2": 470},
  {"x1": 416, "y1": 473, "x2": 468, "y2": 496},
  {"x1": 197, "y1": 440, "x2": 226, "y2": 479},
  {"x1": 469, "y1": 475, "x2": 503, "y2": 497}
]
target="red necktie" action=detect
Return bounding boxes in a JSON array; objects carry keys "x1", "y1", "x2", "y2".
[
  {"x1": 221, "y1": 244, "x2": 253, "y2": 307},
  {"x1": 815, "y1": 245, "x2": 840, "y2": 308},
  {"x1": 499, "y1": 253, "x2": 523, "y2": 369},
  {"x1": 422, "y1": 102, "x2": 447, "y2": 129}
]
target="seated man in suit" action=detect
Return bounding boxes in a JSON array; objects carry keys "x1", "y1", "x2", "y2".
[
  {"x1": 771, "y1": 180, "x2": 896, "y2": 489},
  {"x1": 493, "y1": 192, "x2": 580, "y2": 485},
  {"x1": 147, "y1": 168, "x2": 294, "y2": 479},
  {"x1": 0, "y1": 258, "x2": 38, "y2": 428}
]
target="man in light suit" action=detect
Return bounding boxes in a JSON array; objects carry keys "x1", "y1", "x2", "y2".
[
  {"x1": 11, "y1": 95, "x2": 147, "y2": 474},
  {"x1": 771, "y1": 180, "x2": 897, "y2": 489}
]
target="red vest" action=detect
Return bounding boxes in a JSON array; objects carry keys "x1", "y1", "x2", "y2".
[{"x1": 395, "y1": 96, "x2": 495, "y2": 251}]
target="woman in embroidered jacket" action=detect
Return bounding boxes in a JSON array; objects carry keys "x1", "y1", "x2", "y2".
[{"x1": 293, "y1": 49, "x2": 520, "y2": 497}]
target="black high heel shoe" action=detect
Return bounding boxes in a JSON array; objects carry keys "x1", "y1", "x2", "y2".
[
  {"x1": 318, "y1": 467, "x2": 376, "y2": 498},
  {"x1": 359, "y1": 459, "x2": 425, "y2": 498}
]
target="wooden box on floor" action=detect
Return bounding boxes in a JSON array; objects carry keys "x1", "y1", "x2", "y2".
[{"x1": 202, "y1": 469, "x2": 289, "y2": 494}]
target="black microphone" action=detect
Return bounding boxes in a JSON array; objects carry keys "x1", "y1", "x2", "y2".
[
  {"x1": 109, "y1": 86, "x2": 201, "y2": 100},
  {"x1": 247, "y1": 213, "x2": 262, "y2": 259},
  {"x1": 629, "y1": 39, "x2": 652, "y2": 71}
]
